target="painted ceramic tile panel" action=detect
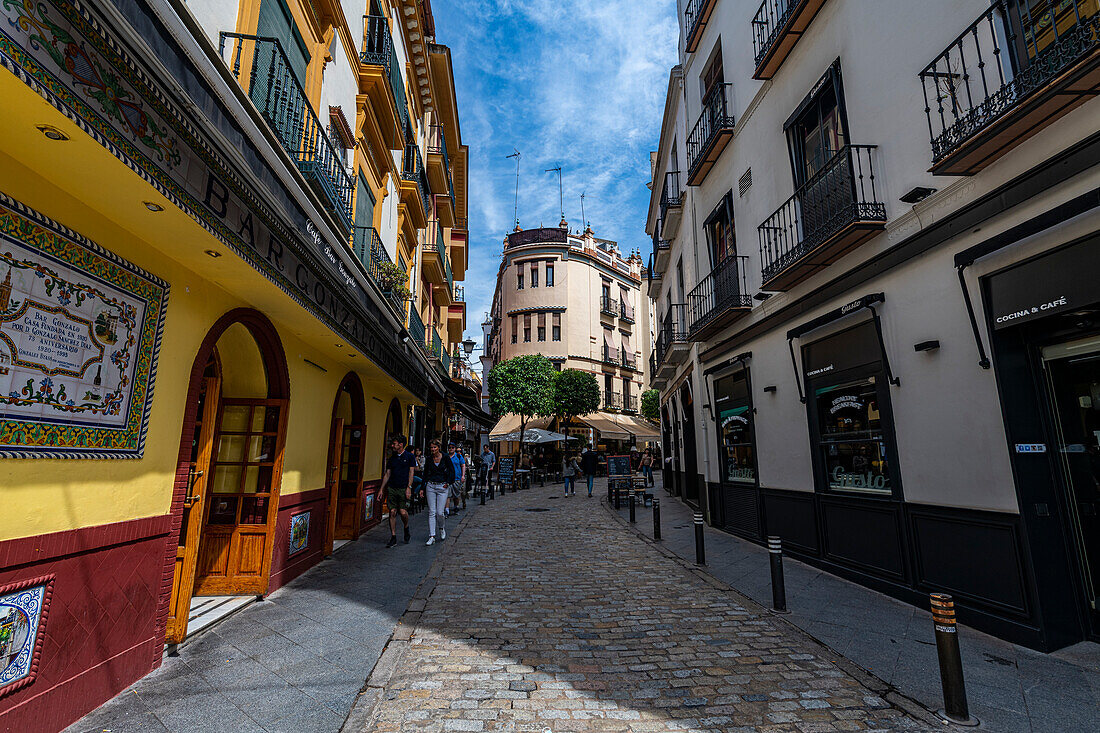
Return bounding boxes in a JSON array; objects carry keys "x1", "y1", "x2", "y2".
[
  {"x1": 0, "y1": 582, "x2": 46, "y2": 692},
  {"x1": 289, "y1": 511, "x2": 310, "y2": 556}
]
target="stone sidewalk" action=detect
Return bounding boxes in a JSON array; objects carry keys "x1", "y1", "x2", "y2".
[
  {"x1": 66, "y1": 503, "x2": 471, "y2": 733},
  {"x1": 614, "y1": 481, "x2": 1100, "y2": 733},
  {"x1": 345, "y1": 485, "x2": 935, "y2": 732}
]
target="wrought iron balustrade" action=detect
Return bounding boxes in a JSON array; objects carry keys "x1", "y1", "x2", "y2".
[
  {"x1": 453, "y1": 285, "x2": 465, "y2": 302},
  {"x1": 455, "y1": 217, "x2": 469, "y2": 231},
  {"x1": 683, "y1": 0, "x2": 716, "y2": 51},
  {"x1": 427, "y1": 124, "x2": 455, "y2": 201},
  {"x1": 660, "y1": 171, "x2": 682, "y2": 222},
  {"x1": 621, "y1": 352, "x2": 638, "y2": 371},
  {"x1": 655, "y1": 304, "x2": 688, "y2": 366},
  {"x1": 221, "y1": 33, "x2": 354, "y2": 229},
  {"x1": 423, "y1": 219, "x2": 453, "y2": 293},
  {"x1": 686, "y1": 83, "x2": 735, "y2": 182},
  {"x1": 919, "y1": 0, "x2": 1099, "y2": 166},
  {"x1": 602, "y1": 344, "x2": 620, "y2": 366},
  {"x1": 688, "y1": 257, "x2": 750, "y2": 337},
  {"x1": 402, "y1": 144, "x2": 430, "y2": 213},
  {"x1": 351, "y1": 226, "x2": 404, "y2": 312},
  {"x1": 425, "y1": 329, "x2": 450, "y2": 376},
  {"x1": 604, "y1": 391, "x2": 623, "y2": 411},
  {"x1": 407, "y1": 302, "x2": 426, "y2": 345},
  {"x1": 600, "y1": 294, "x2": 619, "y2": 317},
  {"x1": 361, "y1": 15, "x2": 409, "y2": 138},
  {"x1": 752, "y1": 0, "x2": 796, "y2": 68},
  {"x1": 758, "y1": 145, "x2": 885, "y2": 285},
  {"x1": 623, "y1": 394, "x2": 638, "y2": 413},
  {"x1": 620, "y1": 300, "x2": 636, "y2": 322}
]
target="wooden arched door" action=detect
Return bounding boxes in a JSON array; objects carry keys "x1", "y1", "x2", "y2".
[{"x1": 324, "y1": 373, "x2": 366, "y2": 555}]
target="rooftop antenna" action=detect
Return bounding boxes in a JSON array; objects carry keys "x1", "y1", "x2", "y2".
[
  {"x1": 545, "y1": 165, "x2": 564, "y2": 221},
  {"x1": 506, "y1": 149, "x2": 521, "y2": 228},
  {"x1": 580, "y1": 191, "x2": 588, "y2": 231}
]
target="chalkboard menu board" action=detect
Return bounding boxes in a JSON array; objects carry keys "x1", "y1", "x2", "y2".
[
  {"x1": 607, "y1": 454, "x2": 632, "y2": 495},
  {"x1": 498, "y1": 456, "x2": 516, "y2": 487}
]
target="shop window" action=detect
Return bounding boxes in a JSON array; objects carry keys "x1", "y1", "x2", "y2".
[
  {"x1": 715, "y1": 370, "x2": 756, "y2": 485},
  {"x1": 546, "y1": 263, "x2": 555, "y2": 287},
  {"x1": 813, "y1": 378, "x2": 890, "y2": 495},
  {"x1": 552, "y1": 313, "x2": 561, "y2": 341}
]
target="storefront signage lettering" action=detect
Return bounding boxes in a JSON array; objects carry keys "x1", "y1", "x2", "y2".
[
  {"x1": 1014, "y1": 443, "x2": 1047, "y2": 454},
  {"x1": 830, "y1": 466, "x2": 888, "y2": 490},
  {"x1": 829, "y1": 395, "x2": 863, "y2": 414},
  {"x1": 726, "y1": 467, "x2": 756, "y2": 481},
  {"x1": 0, "y1": 197, "x2": 167, "y2": 458},
  {"x1": 988, "y1": 237, "x2": 1099, "y2": 331},
  {"x1": 806, "y1": 364, "x2": 834, "y2": 377},
  {"x1": 995, "y1": 296, "x2": 1068, "y2": 326},
  {"x1": 721, "y1": 414, "x2": 749, "y2": 427}
]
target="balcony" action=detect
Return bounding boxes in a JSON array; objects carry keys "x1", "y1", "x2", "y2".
[
  {"x1": 427, "y1": 124, "x2": 456, "y2": 226},
  {"x1": 621, "y1": 351, "x2": 639, "y2": 371},
  {"x1": 407, "y1": 302, "x2": 426, "y2": 344},
  {"x1": 351, "y1": 226, "x2": 404, "y2": 314},
  {"x1": 653, "y1": 230, "x2": 672, "y2": 273},
  {"x1": 620, "y1": 300, "x2": 636, "y2": 324},
  {"x1": 683, "y1": 0, "x2": 718, "y2": 54},
  {"x1": 447, "y1": 286, "x2": 465, "y2": 343},
  {"x1": 400, "y1": 144, "x2": 430, "y2": 229},
  {"x1": 688, "y1": 256, "x2": 752, "y2": 341},
  {"x1": 599, "y1": 294, "x2": 619, "y2": 318},
  {"x1": 623, "y1": 394, "x2": 638, "y2": 414},
  {"x1": 421, "y1": 219, "x2": 454, "y2": 302},
  {"x1": 919, "y1": 0, "x2": 1100, "y2": 176},
  {"x1": 646, "y1": 256, "x2": 663, "y2": 299},
  {"x1": 758, "y1": 145, "x2": 886, "y2": 292},
  {"x1": 359, "y1": 15, "x2": 409, "y2": 151},
  {"x1": 655, "y1": 304, "x2": 690, "y2": 380},
  {"x1": 686, "y1": 84, "x2": 735, "y2": 186},
  {"x1": 221, "y1": 33, "x2": 354, "y2": 230},
  {"x1": 604, "y1": 391, "x2": 623, "y2": 411},
  {"x1": 752, "y1": 0, "x2": 830, "y2": 80},
  {"x1": 660, "y1": 171, "x2": 684, "y2": 239},
  {"x1": 425, "y1": 329, "x2": 451, "y2": 378},
  {"x1": 602, "y1": 344, "x2": 621, "y2": 367}
]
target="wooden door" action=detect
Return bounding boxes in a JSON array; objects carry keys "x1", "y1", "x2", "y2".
[
  {"x1": 165, "y1": 376, "x2": 220, "y2": 644},
  {"x1": 335, "y1": 424, "x2": 368, "y2": 539},
  {"x1": 194, "y1": 398, "x2": 288, "y2": 596},
  {"x1": 323, "y1": 417, "x2": 344, "y2": 556}
]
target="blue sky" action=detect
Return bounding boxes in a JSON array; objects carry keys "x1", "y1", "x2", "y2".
[{"x1": 431, "y1": 0, "x2": 679, "y2": 341}]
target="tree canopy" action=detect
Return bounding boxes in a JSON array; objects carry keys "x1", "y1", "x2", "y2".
[
  {"x1": 641, "y1": 389, "x2": 660, "y2": 421},
  {"x1": 552, "y1": 369, "x2": 600, "y2": 429},
  {"x1": 488, "y1": 355, "x2": 555, "y2": 448}
]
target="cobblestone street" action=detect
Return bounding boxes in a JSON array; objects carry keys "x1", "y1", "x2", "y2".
[{"x1": 347, "y1": 487, "x2": 934, "y2": 732}]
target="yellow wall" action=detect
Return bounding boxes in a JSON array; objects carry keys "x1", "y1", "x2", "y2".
[{"x1": 0, "y1": 74, "x2": 416, "y2": 542}]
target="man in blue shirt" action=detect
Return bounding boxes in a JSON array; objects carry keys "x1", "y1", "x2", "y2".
[
  {"x1": 381, "y1": 434, "x2": 416, "y2": 548},
  {"x1": 480, "y1": 445, "x2": 496, "y2": 493},
  {"x1": 446, "y1": 442, "x2": 467, "y2": 514}
]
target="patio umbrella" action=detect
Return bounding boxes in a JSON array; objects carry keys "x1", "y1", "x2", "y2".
[{"x1": 489, "y1": 428, "x2": 577, "y2": 444}]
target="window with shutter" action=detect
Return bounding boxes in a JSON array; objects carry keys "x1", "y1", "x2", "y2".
[{"x1": 257, "y1": 0, "x2": 310, "y2": 88}]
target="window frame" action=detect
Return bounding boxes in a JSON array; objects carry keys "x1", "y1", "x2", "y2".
[
  {"x1": 783, "y1": 60, "x2": 851, "y2": 189},
  {"x1": 713, "y1": 367, "x2": 759, "y2": 489}
]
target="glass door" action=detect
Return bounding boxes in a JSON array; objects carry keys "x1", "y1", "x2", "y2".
[{"x1": 1043, "y1": 335, "x2": 1100, "y2": 627}]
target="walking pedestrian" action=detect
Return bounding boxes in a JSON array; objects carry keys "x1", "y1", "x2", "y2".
[
  {"x1": 563, "y1": 452, "x2": 580, "y2": 496},
  {"x1": 642, "y1": 448, "x2": 655, "y2": 487},
  {"x1": 421, "y1": 439, "x2": 456, "y2": 545},
  {"x1": 380, "y1": 435, "x2": 415, "y2": 548},
  {"x1": 481, "y1": 444, "x2": 496, "y2": 493},
  {"x1": 446, "y1": 442, "x2": 467, "y2": 514},
  {"x1": 580, "y1": 444, "x2": 598, "y2": 498}
]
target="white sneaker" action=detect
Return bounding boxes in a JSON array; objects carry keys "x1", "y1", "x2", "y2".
[
  {"x1": 441, "y1": 527, "x2": 446, "y2": 540},
  {"x1": 425, "y1": 536, "x2": 435, "y2": 546}
]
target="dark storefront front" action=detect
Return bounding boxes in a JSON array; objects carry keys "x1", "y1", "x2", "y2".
[
  {"x1": 984, "y1": 233, "x2": 1100, "y2": 649},
  {"x1": 709, "y1": 363, "x2": 761, "y2": 538}
]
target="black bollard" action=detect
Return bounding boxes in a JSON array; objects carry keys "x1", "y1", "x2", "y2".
[
  {"x1": 480, "y1": 484, "x2": 486, "y2": 505},
  {"x1": 652, "y1": 497, "x2": 661, "y2": 540},
  {"x1": 694, "y1": 512, "x2": 705, "y2": 565},
  {"x1": 768, "y1": 537, "x2": 789, "y2": 613},
  {"x1": 489, "y1": 480, "x2": 495, "y2": 500},
  {"x1": 629, "y1": 490, "x2": 636, "y2": 523},
  {"x1": 930, "y1": 593, "x2": 978, "y2": 726}
]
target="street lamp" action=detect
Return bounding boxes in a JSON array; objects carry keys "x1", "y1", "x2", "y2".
[{"x1": 462, "y1": 337, "x2": 479, "y2": 356}]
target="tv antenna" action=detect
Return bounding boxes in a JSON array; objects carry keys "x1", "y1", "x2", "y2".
[
  {"x1": 506, "y1": 149, "x2": 521, "y2": 228},
  {"x1": 580, "y1": 191, "x2": 588, "y2": 230},
  {"x1": 545, "y1": 165, "x2": 564, "y2": 220}
]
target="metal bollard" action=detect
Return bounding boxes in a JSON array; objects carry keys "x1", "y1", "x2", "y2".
[
  {"x1": 629, "y1": 491, "x2": 636, "y2": 523},
  {"x1": 489, "y1": 481, "x2": 495, "y2": 500},
  {"x1": 768, "y1": 537, "x2": 789, "y2": 613},
  {"x1": 480, "y1": 485, "x2": 486, "y2": 505},
  {"x1": 694, "y1": 512, "x2": 705, "y2": 565},
  {"x1": 614, "y1": 484, "x2": 621, "y2": 510},
  {"x1": 930, "y1": 593, "x2": 978, "y2": 726},
  {"x1": 652, "y1": 498, "x2": 661, "y2": 540}
]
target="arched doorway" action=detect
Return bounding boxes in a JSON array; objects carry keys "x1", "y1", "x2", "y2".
[
  {"x1": 165, "y1": 309, "x2": 289, "y2": 645},
  {"x1": 324, "y1": 373, "x2": 366, "y2": 555}
]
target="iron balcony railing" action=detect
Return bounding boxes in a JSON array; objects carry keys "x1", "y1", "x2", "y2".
[
  {"x1": 683, "y1": 0, "x2": 715, "y2": 50},
  {"x1": 646, "y1": 254, "x2": 662, "y2": 288},
  {"x1": 604, "y1": 391, "x2": 623, "y2": 411},
  {"x1": 623, "y1": 394, "x2": 638, "y2": 413},
  {"x1": 621, "y1": 351, "x2": 638, "y2": 371},
  {"x1": 454, "y1": 285, "x2": 465, "y2": 302},
  {"x1": 600, "y1": 294, "x2": 619, "y2": 317},
  {"x1": 361, "y1": 15, "x2": 409, "y2": 140},
  {"x1": 752, "y1": 0, "x2": 799, "y2": 69},
  {"x1": 660, "y1": 171, "x2": 682, "y2": 223},
  {"x1": 407, "y1": 302, "x2": 426, "y2": 345},
  {"x1": 650, "y1": 352, "x2": 658, "y2": 378},
  {"x1": 425, "y1": 219, "x2": 454, "y2": 294},
  {"x1": 655, "y1": 304, "x2": 688, "y2": 367},
  {"x1": 425, "y1": 329, "x2": 450, "y2": 376},
  {"x1": 602, "y1": 344, "x2": 620, "y2": 366},
  {"x1": 919, "y1": 0, "x2": 1099, "y2": 165},
  {"x1": 620, "y1": 300, "x2": 636, "y2": 322},
  {"x1": 427, "y1": 124, "x2": 455, "y2": 201},
  {"x1": 402, "y1": 144, "x2": 430, "y2": 214},
  {"x1": 455, "y1": 217, "x2": 468, "y2": 231},
  {"x1": 758, "y1": 145, "x2": 886, "y2": 285},
  {"x1": 221, "y1": 33, "x2": 354, "y2": 230},
  {"x1": 351, "y1": 226, "x2": 404, "y2": 312},
  {"x1": 686, "y1": 83, "x2": 735, "y2": 181},
  {"x1": 688, "y1": 257, "x2": 750, "y2": 336}
]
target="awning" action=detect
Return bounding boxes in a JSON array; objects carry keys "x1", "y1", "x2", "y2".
[
  {"x1": 578, "y1": 412, "x2": 630, "y2": 440},
  {"x1": 488, "y1": 415, "x2": 551, "y2": 439},
  {"x1": 614, "y1": 415, "x2": 660, "y2": 440}
]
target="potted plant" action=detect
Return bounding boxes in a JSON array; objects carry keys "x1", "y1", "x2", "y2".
[{"x1": 374, "y1": 262, "x2": 411, "y2": 301}]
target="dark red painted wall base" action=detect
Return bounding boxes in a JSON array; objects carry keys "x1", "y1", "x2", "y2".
[
  {"x1": 269, "y1": 488, "x2": 327, "y2": 593},
  {"x1": 0, "y1": 516, "x2": 170, "y2": 733}
]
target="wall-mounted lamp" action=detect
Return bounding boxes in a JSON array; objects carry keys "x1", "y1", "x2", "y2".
[
  {"x1": 763, "y1": 385, "x2": 777, "y2": 393},
  {"x1": 203, "y1": 249, "x2": 221, "y2": 258},
  {"x1": 143, "y1": 201, "x2": 164, "y2": 212},
  {"x1": 914, "y1": 340, "x2": 940, "y2": 352},
  {"x1": 900, "y1": 186, "x2": 937, "y2": 204},
  {"x1": 753, "y1": 292, "x2": 773, "y2": 301},
  {"x1": 36, "y1": 124, "x2": 68, "y2": 141}
]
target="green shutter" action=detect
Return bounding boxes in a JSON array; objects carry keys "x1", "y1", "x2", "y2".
[
  {"x1": 257, "y1": 0, "x2": 310, "y2": 87},
  {"x1": 355, "y1": 173, "x2": 375, "y2": 229}
]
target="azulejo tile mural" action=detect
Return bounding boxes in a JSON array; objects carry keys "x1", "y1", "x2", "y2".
[
  {"x1": 289, "y1": 511, "x2": 310, "y2": 556},
  {"x1": 0, "y1": 577, "x2": 53, "y2": 699},
  {"x1": 0, "y1": 195, "x2": 168, "y2": 458}
]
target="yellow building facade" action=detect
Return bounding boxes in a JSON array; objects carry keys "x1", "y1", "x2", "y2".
[{"x1": 0, "y1": 1, "x2": 474, "y2": 728}]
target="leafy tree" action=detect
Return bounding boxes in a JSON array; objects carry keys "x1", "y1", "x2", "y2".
[
  {"x1": 488, "y1": 354, "x2": 554, "y2": 453},
  {"x1": 552, "y1": 369, "x2": 600, "y2": 433},
  {"x1": 641, "y1": 389, "x2": 660, "y2": 421}
]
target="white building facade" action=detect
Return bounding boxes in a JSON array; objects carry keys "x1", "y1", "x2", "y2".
[{"x1": 647, "y1": 0, "x2": 1100, "y2": 651}]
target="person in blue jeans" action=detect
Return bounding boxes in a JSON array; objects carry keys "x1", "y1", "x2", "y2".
[
  {"x1": 445, "y1": 442, "x2": 466, "y2": 515},
  {"x1": 562, "y1": 452, "x2": 580, "y2": 496},
  {"x1": 420, "y1": 439, "x2": 456, "y2": 545},
  {"x1": 580, "y1": 445, "x2": 598, "y2": 497}
]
